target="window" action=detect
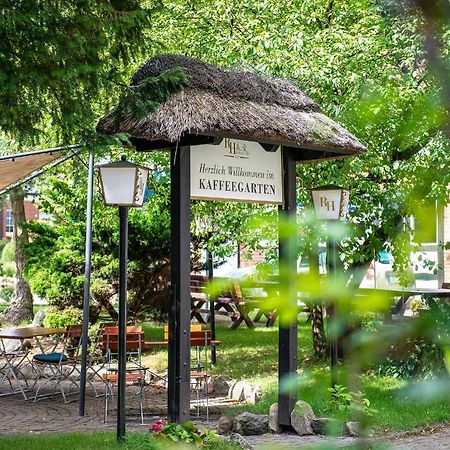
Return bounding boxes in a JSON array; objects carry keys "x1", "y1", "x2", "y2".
[{"x1": 5, "y1": 209, "x2": 13, "y2": 234}]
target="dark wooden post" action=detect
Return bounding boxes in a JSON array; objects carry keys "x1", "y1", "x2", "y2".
[
  {"x1": 168, "y1": 146, "x2": 191, "y2": 423},
  {"x1": 278, "y1": 147, "x2": 298, "y2": 428}
]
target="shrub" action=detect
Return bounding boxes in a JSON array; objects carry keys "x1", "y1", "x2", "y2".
[
  {"x1": 2, "y1": 261, "x2": 16, "y2": 277},
  {"x1": 0, "y1": 239, "x2": 7, "y2": 256},
  {"x1": 1, "y1": 242, "x2": 15, "y2": 264},
  {"x1": 376, "y1": 338, "x2": 446, "y2": 379},
  {"x1": 0, "y1": 285, "x2": 14, "y2": 302},
  {"x1": 43, "y1": 306, "x2": 83, "y2": 328},
  {"x1": 150, "y1": 420, "x2": 220, "y2": 448},
  {"x1": 327, "y1": 385, "x2": 375, "y2": 418},
  {"x1": 375, "y1": 302, "x2": 449, "y2": 379},
  {"x1": 1, "y1": 243, "x2": 16, "y2": 277}
]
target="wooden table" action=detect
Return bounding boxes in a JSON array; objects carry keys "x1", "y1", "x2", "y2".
[
  {"x1": 0, "y1": 327, "x2": 65, "y2": 340},
  {"x1": 191, "y1": 294, "x2": 209, "y2": 324},
  {"x1": 144, "y1": 339, "x2": 222, "y2": 349},
  {"x1": 0, "y1": 327, "x2": 65, "y2": 400},
  {"x1": 357, "y1": 288, "x2": 450, "y2": 316}
]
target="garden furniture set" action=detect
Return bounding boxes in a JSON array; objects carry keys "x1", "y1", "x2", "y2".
[{"x1": 0, "y1": 321, "x2": 218, "y2": 423}]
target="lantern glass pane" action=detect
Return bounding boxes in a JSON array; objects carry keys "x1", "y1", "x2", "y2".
[
  {"x1": 312, "y1": 189, "x2": 343, "y2": 220},
  {"x1": 100, "y1": 166, "x2": 136, "y2": 205},
  {"x1": 133, "y1": 167, "x2": 149, "y2": 206}
]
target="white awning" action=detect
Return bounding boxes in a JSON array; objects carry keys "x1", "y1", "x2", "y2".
[{"x1": 0, "y1": 145, "x2": 80, "y2": 193}]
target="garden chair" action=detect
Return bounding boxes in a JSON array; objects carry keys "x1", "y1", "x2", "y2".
[
  {"x1": 32, "y1": 324, "x2": 82, "y2": 403},
  {"x1": 164, "y1": 324, "x2": 211, "y2": 422},
  {"x1": 190, "y1": 329, "x2": 212, "y2": 423},
  {"x1": 101, "y1": 326, "x2": 145, "y2": 425},
  {"x1": 0, "y1": 338, "x2": 32, "y2": 399}
]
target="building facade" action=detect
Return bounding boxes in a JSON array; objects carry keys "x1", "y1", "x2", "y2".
[{"x1": 0, "y1": 200, "x2": 39, "y2": 240}]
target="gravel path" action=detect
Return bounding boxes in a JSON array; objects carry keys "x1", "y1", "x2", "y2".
[
  {"x1": 0, "y1": 382, "x2": 448, "y2": 449},
  {"x1": 0, "y1": 382, "x2": 226, "y2": 436},
  {"x1": 245, "y1": 425, "x2": 450, "y2": 449}
]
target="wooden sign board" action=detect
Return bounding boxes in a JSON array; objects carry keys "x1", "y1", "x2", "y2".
[{"x1": 190, "y1": 138, "x2": 283, "y2": 204}]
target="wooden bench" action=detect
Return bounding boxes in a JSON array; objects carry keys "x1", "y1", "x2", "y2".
[
  {"x1": 189, "y1": 274, "x2": 277, "y2": 329},
  {"x1": 144, "y1": 324, "x2": 222, "y2": 349},
  {"x1": 190, "y1": 274, "x2": 209, "y2": 324}
]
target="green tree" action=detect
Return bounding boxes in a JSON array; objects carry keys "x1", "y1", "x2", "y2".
[
  {"x1": 0, "y1": 0, "x2": 156, "y2": 143},
  {"x1": 145, "y1": 0, "x2": 449, "y2": 357},
  {"x1": 0, "y1": 1, "x2": 159, "y2": 322}
]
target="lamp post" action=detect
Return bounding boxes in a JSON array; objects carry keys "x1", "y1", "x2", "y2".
[
  {"x1": 98, "y1": 157, "x2": 149, "y2": 442},
  {"x1": 311, "y1": 186, "x2": 349, "y2": 389}
]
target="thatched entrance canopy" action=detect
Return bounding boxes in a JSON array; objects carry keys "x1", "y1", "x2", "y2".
[
  {"x1": 96, "y1": 54, "x2": 366, "y2": 426},
  {"x1": 97, "y1": 54, "x2": 366, "y2": 160}
]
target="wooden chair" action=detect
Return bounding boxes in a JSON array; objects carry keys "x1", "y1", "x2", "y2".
[
  {"x1": 101, "y1": 326, "x2": 145, "y2": 424},
  {"x1": 163, "y1": 325, "x2": 211, "y2": 422}
]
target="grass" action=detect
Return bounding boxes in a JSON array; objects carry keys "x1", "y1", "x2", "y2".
[
  {"x1": 142, "y1": 317, "x2": 450, "y2": 432},
  {"x1": 0, "y1": 431, "x2": 237, "y2": 450},
  {"x1": 0, "y1": 431, "x2": 121, "y2": 450}
]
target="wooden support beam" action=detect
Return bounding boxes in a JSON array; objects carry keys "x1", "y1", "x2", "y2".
[
  {"x1": 278, "y1": 147, "x2": 298, "y2": 428},
  {"x1": 168, "y1": 146, "x2": 191, "y2": 423}
]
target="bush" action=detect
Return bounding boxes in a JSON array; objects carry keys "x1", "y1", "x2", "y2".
[
  {"x1": 1, "y1": 242, "x2": 15, "y2": 264},
  {"x1": 376, "y1": 338, "x2": 446, "y2": 379},
  {"x1": 327, "y1": 385, "x2": 375, "y2": 418},
  {"x1": 150, "y1": 420, "x2": 220, "y2": 448},
  {"x1": 2, "y1": 261, "x2": 16, "y2": 277},
  {"x1": 43, "y1": 306, "x2": 83, "y2": 328},
  {"x1": 0, "y1": 239, "x2": 7, "y2": 256},
  {"x1": 0, "y1": 285, "x2": 14, "y2": 302},
  {"x1": 1, "y1": 243, "x2": 16, "y2": 277}
]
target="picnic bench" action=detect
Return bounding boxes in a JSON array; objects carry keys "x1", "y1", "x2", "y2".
[
  {"x1": 189, "y1": 274, "x2": 277, "y2": 329},
  {"x1": 357, "y1": 287, "x2": 450, "y2": 319}
]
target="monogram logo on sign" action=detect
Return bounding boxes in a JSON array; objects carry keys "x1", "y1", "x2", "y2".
[
  {"x1": 223, "y1": 138, "x2": 249, "y2": 159},
  {"x1": 320, "y1": 196, "x2": 336, "y2": 212}
]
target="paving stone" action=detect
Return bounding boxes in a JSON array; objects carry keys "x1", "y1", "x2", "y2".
[{"x1": 0, "y1": 380, "x2": 449, "y2": 449}]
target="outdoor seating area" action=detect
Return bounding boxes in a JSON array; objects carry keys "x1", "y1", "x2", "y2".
[
  {"x1": 0, "y1": 320, "x2": 225, "y2": 426},
  {"x1": 3, "y1": 273, "x2": 447, "y2": 432}
]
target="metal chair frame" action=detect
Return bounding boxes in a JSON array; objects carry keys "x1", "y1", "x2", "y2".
[
  {"x1": 102, "y1": 326, "x2": 145, "y2": 425},
  {"x1": 32, "y1": 325, "x2": 82, "y2": 403},
  {"x1": 190, "y1": 329, "x2": 212, "y2": 423},
  {"x1": 0, "y1": 342, "x2": 32, "y2": 400},
  {"x1": 164, "y1": 325, "x2": 211, "y2": 422}
]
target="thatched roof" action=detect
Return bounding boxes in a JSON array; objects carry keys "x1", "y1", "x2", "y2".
[{"x1": 97, "y1": 54, "x2": 366, "y2": 161}]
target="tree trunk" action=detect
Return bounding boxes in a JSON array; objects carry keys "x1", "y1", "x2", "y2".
[
  {"x1": 310, "y1": 304, "x2": 328, "y2": 359},
  {"x1": 0, "y1": 188, "x2": 33, "y2": 324}
]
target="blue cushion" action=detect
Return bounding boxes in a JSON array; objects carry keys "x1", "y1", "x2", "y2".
[{"x1": 33, "y1": 352, "x2": 68, "y2": 363}]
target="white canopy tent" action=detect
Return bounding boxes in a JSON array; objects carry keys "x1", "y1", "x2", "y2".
[{"x1": 0, "y1": 144, "x2": 94, "y2": 417}]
